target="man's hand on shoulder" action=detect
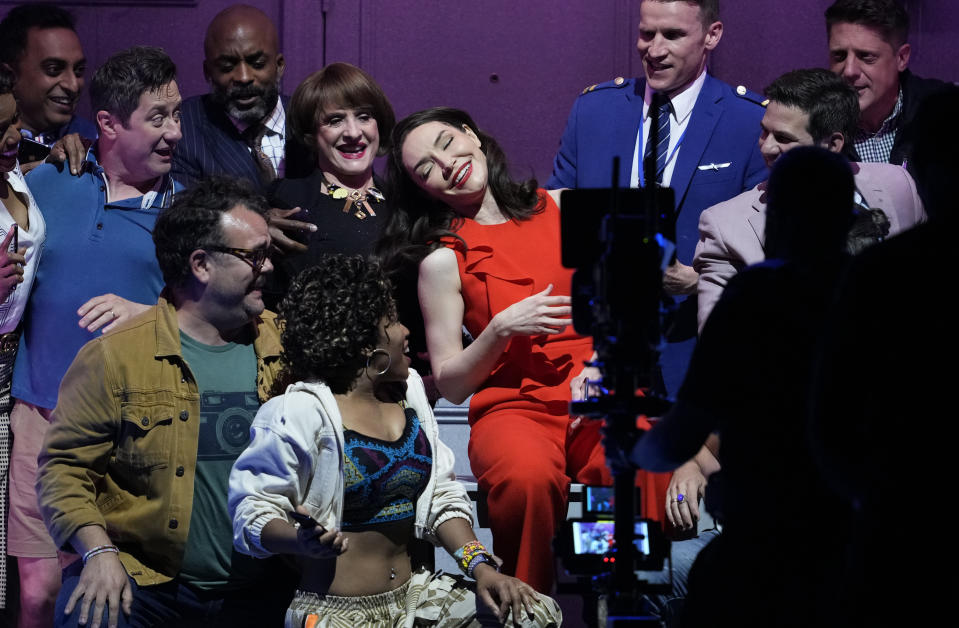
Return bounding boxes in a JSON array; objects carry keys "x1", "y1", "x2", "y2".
[
  {"x1": 44, "y1": 133, "x2": 94, "y2": 176},
  {"x1": 267, "y1": 207, "x2": 316, "y2": 254},
  {"x1": 78, "y1": 294, "x2": 151, "y2": 334}
]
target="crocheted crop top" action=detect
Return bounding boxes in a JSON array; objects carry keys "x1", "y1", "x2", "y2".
[{"x1": 341, "y1": 406, "x2": 433, "y2": 530}]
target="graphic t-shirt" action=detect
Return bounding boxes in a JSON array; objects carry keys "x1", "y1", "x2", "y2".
[{"x1": 178, "y1": 331, "x2": 262, "y2": 590}]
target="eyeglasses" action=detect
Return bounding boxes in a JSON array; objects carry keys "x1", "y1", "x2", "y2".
[{"x1": 207, "y1": 246, "x2": 270, "y2": 273}]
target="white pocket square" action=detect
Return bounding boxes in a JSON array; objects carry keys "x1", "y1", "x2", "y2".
[{"x1": 698, "y1": 162, "x2": 732, "y2": 171}]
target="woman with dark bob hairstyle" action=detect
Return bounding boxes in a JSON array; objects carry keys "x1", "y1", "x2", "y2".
[
  {"x1": 263, "y1": 62, "x2": 395, "y2": 310},
  {"x1": 229, "y1": 255, "x2": 561, "y2": 627},
  {"x1": 377, "y1": 107, "x2": 669, "y2": 593}
]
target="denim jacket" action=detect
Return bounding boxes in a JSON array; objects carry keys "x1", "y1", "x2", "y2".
[
  {"x1": 229, "y1": 369, "x2": 473, "y2": 559},
  {"x1": 37, "y1": 296, "x2": 283, "y2": 585}
]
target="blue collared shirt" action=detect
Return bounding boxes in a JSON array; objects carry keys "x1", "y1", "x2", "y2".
[{"x1": 12, "y1": 152, "x2": 180, "y2": 409}]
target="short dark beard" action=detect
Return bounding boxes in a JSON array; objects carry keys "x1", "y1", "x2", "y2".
[{"x1": 212, "y1": 80, "x2": 280, "y2": 125}]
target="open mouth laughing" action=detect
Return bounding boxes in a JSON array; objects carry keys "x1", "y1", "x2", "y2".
[{"x1": 337, "y1": 143, "x2": 368, "y2": 160}]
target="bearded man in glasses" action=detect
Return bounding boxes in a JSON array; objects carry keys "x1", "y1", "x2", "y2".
[{"x1": 36, "y1": 175, "x2": 297, "y2": 628}]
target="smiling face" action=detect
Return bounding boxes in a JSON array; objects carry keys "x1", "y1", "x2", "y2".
[
  {"x1": 106, "y1": 80, "x2": 182, "y2": 185},
  {"x1": 314, "y1": 106, "x2": 379, "y2": 186},
  {"x1": 400, "y1": 120, "x2": 489, "y2": 213},
  {"x1": 637, "y1": 0, "x2": 722, "y2": 98},
  {"x1": 758, "y1": 102, "x2": 816, "y2": 169},
  {"x1": 204, "y1": 9, "x2": 284, "y2": 125},
  {"x1": 758, "y1": 101, "x2": 846, "y2": 169},
  {"x1": 0, "y1": 93, "x2": 21, "y2": 173},
  {"x1": 10, "y1": 26, "x2": 86, "y2": 135},
  {"x1": 828, "y1": 22, "x2": 909, "y2": 132}
]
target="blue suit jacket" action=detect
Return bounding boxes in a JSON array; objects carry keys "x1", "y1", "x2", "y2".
[
  {"x1": 173, "y1": 94, "x2": 290, "y2": 192},
  {"x1": 547, "y1": 74, "x2": 766, "y2": 263},
  {"x1": 547, "y1": 74, "x2": 766, "y2": 396}
]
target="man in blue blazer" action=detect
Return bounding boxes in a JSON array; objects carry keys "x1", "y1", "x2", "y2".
[
  {"x1": 548, "y1": 0, "x2": 766, "y2": 397},
  {"x1": 174, "y1": 4, "x2": 288, "y2": 193}
]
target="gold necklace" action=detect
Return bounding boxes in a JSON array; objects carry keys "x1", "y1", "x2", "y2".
[{"x1": 322, "y1": 175, "x2": 384, "y2": 220}]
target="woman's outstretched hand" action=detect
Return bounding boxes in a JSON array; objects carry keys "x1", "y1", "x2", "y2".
[{"x1": 491, "y1": 284, "x2": 572, "y2": 338}]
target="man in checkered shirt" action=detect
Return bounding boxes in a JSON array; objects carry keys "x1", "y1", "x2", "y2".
[{"x1": 825, "y1": 0, "x2": 958, "y2": 165}]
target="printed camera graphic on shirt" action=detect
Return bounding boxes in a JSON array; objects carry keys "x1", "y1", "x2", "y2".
[{"x1": 197, "y1": 391, "x2": 258, "y2": 460}]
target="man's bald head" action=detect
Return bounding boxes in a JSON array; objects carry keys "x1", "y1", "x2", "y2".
[
  {"x1": 204, "y1": 4, "x2": 278, "y2": 58},
  {"x1": 203, "y1": 4, "x2": 284, "y2": 125}
]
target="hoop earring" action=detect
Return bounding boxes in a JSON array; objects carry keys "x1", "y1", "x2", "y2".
[{"x1": 366, "y1": 348, "x2": 392, "y2": 376}]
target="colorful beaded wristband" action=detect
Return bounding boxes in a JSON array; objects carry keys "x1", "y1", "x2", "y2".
[
  {"x1": 466, "y1": 553, "x2": 499, "y2": 578},
  {"x1": 82, "y1": 544, "x2": 119, "y2": 565},
  {"x1": 454, "y1": 540, "x2": 492, "y2": 575}
]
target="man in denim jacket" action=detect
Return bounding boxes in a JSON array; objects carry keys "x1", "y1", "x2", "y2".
[{"x1": 37, "y1": 177, "x2": 295, "y2": 628}]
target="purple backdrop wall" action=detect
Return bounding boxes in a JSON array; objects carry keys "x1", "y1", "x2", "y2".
[{"x1": 3, "y1": 0, "x2": 956, "y2": 181}]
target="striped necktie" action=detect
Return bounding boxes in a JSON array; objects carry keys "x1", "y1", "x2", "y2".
[{"x1": 644, "y1": 93, "x2": 672, "y2": 185}]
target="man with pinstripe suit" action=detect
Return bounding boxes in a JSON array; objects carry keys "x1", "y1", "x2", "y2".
[{"x1": 173, "y1": 4, "x2": 288, "y2": 193}]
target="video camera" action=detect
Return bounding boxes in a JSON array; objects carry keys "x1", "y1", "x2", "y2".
[
  {"x1": 556, "y1": 102, "x2": 680, "y2": 624},
  {"x1": 555, "y1": 486, "x2": 668, "y2": 579}
]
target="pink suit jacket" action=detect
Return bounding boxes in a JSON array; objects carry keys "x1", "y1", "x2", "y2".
[{"x1": 693, "y1": 162, "x2": 926, "y2": 332}]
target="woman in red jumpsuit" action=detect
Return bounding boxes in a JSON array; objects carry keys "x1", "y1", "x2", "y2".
[{"x1": 380, "y1": 107, "x2": 668, "y2": 593}]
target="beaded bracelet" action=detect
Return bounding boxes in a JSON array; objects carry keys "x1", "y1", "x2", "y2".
[
  {"x1": 82, "y1": 544, "x2": 119, "y2": 565},
  {"x1": 453, "y1": 540, "x2": 499, "y2": 578},
  {"x1": 454, "y1": 540, "x2": 487, "y2": 573},
  {"x1": 466, "y1": 553, "x2": 500, "y2": 579}
]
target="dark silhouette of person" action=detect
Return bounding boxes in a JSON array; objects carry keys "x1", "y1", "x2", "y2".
[
  {"x1": 809, "y1": 91, "x2": 959, "y2": 627},
  {"x1": 636, "y1": 146, "x2": 872, "y2": 626}
]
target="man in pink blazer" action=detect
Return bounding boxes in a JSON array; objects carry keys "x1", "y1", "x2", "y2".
[{"x1": 695, "y1": 68, "x2": 925, "y2": 331}]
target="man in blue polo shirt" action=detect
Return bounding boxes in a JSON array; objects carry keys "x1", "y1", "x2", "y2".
[{"x1": 7, "y1": 45, "x2": 180, "y2": 627}]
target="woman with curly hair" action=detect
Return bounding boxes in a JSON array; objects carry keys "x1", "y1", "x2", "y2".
[
  {"x1": 228, "y1": 255, "x2": 561, "y2": 627},
  {"x1": 377, "y1": 107, "x2": 669, "y2": 593}
]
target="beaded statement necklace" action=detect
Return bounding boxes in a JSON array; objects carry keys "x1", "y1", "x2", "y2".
[{"x1": 321, "y1": 174, "x2": 385, "y2": 220}]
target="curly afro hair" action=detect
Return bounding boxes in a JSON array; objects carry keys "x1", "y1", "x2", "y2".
[{"x1": 280, "y1": 255, "x2": 397, "y2": 394}]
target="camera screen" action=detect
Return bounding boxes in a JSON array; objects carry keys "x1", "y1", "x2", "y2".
[
  {"x1": 585, "y1": 486, "x2": 615, "y2": 514},
  {"x1": 573, "y1": 521, "x2": 614, "y2": 554},
  {"x1": 572, "y1": 521, "x2": 650, "y2": 556}
]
